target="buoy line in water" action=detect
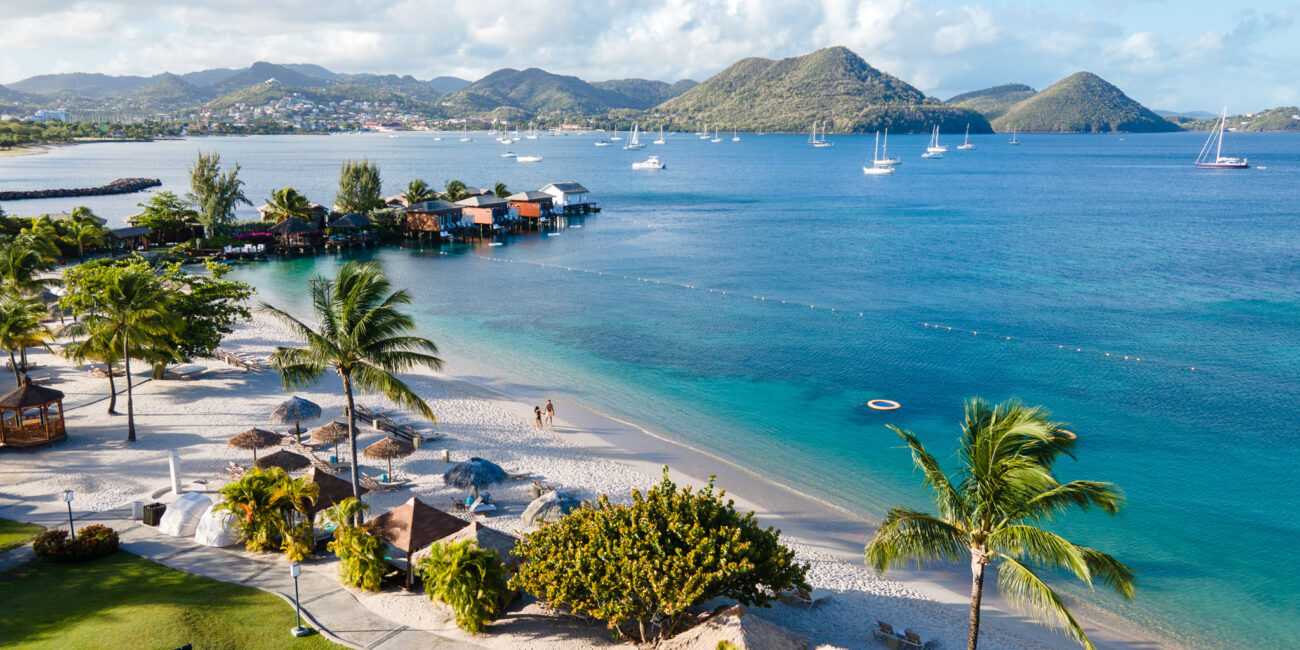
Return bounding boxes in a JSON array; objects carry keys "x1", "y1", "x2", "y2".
[{"x1": 445, "y1": 251, "x2": 1205, "y2": 374}]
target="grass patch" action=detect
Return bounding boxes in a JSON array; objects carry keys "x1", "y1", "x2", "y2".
[
  {"x1": 0, "y1": 518, "x2": 44, "y2": 553},
  {"x1": 0, "y1": 552, "x2": 333, "y2": 649}
]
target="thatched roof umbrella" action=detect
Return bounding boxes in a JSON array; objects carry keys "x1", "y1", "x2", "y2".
[
  {"x1": 443, "y1": 457, "x2": 506, "y2": 499},
  {"x1": 366, "y1": 497, "x2": 469, "y2": 589},
  {"x1": 309, "y1": 421, "x2": 350, "y2": 460},
  {"x1": 659, "y1": 605, "x2": 809, "y2": 650},
  {"x1": 522, "y1": 490, "x2": 581, "y2": 526},
  {"x1": 269, "y1": 217, "x2": 318, "y2": 235},
  {"x1": 304, "y1": 467, "x2": 368, "y2": 517},
  {"x1": 329, "y1": 213, "x2": 373, "y2": 229},
  {"x1": 363, "y1": 437, "x2": 415, "y2": 479},
  {"x1": 254, "y1": 449, "x2": 311, "y2": 473},
  {"x1": 270, "y1": 396, "x2": 321, "y2": 440},
  {"x1": 228, "y1": 427, "x2": 281, "y2": 462}
]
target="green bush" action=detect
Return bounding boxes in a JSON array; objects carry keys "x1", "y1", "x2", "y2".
[
  {"x1": 418, "y1": 540, "x2": 511, "y2": 634},
  {"x1": 32, "y1": 524, "x2": 119, "y2": 562},
  {"x1": 511, "y1": 469, "x2": 809, "y2": 644},
  {"x1": 325, "y1": 498, "x2": 387, "y2": 591}
]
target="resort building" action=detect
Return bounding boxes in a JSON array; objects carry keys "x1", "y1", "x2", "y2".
[
  {"x1": 404, "y1": 200, "x2": 464, "y2": 233},
  {"x1": 507, "y1": 191, "x2": 555, "y2": 224},
  {"x1": 539, "y1": 182, "x2": 592, "y2": 211},
  {"x1": 456, "y1": 194, "x2": 511, "y2": 231}
]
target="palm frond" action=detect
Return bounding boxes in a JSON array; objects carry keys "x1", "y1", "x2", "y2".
[
  {"x1": 350, "y1": 361, "x2": 437, "y2": 423},
  {"x1": 995, "y1": 555, "x2": 1096, "y2": 650},
  {"x1": 1011, "y1": 480, "x2": 1125, "y2": 524},
  {"x1": 989, "y1": 525, "x2": 1090, "y2": 584},
  {"x1": 1077, "y1": 546, "x2": 1136, "y2": 600},
  {"x1": 888, "y1": 425, "x2": 966, "y2": 522},
  {"x1": 864, "y1": 507, "x2": 967, "y2": 572}
]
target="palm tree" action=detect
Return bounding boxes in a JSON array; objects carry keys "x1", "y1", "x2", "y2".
[
  {"x1": 263, "y1": 261, "x2": 442, "y2": 516},
  {"x1": 70, "y1": 268, "x2": 180, "y2": 440},
  {"x1": 62, "y1": 326, "x2": 124, "y2": 414},
  {"x1": 0, "y1": 236, "x2": 58, "y2": 296},
  {"x1": 402, "y1": 179, "x2": 435, "y2": 206},
  {"x1": 0, "y1": 297, "x2": 53, "y2": 386},
  {"x1": 262, "y1": 187, "x2": 314, "y2": 224},
  {"x1": 66, "y1": 219, "x2": 104, "y2": 259},
  {"x1": 864, "y1": 398, "x2": 1135, "y2": 650},
  {"x1": 493, "y1": 182, "x2": 509, "y2": 198},
  {"x1": 443, "y1": 180, "x2": 469, "y2": 202}
]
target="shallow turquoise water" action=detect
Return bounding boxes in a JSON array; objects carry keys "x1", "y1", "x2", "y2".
[{"x1": 3, "y1": 131, "x2": 1298, "y2": 646}]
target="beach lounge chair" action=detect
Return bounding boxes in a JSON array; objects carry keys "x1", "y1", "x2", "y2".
[
  {"x1": 467, "y1": 495, "x2": 497, "y2": 516},
  {"x1": 226, "y1": 461, "x2": 247, "y2": 480},
  {"x1": 163, "y1": 364, "x2": 206, "y2": 380},
  {"x1": 789, "y1": 587, "x2": 833, "y2": 608}
]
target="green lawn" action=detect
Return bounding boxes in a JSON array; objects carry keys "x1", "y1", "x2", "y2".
[
  {"x1": 0, "y1": 552, "x2": 335, "y2": 649},
  {"x1": 0, "y1": 518, "x2": 43, "y2": 553}
]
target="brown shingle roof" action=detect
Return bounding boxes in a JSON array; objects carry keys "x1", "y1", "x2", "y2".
[{"x1": 366, "y1": 497, "x2": 468, "y2": 553}]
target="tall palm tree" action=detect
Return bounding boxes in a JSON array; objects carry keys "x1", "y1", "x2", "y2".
[
  {"x1": 443, "y1": 180, "x2": 469, "y2": 202},
  {"x1": 402, "y1": 179, "x2": 435, "y2": 206},
  {"x1": 263, "y1": 262, "x2": 442, "y2": 515},
  {"x1": 66, "y1": 219, "x2": 104, "y2": 259},
  {"x1": 0, "y1": 236, "x2": 58, "y2": 295},
  {"x1": 0, "y1": 297, "x2": 53, "y2": 386},
  {"x1": 70, "y1": 268, "x2": 180, "y2": 440},
  {"x1": 864, "y1": 398, "x2": 1135, "y2": 650},
  {"x1": 262, "y1": 187, "x2": 314, "y2": 224},
  {"x1": 62, "y1": 326, "x2": 124, "y2": 414}
]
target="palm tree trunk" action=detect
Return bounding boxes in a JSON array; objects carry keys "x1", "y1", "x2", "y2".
[
  {"x1": 123, "y1": 332, "x2": 135, "y2": 442},
  {"x1": 968, "y1": 553, "x2": 987, "y2": 650},
  {"x1": 8, "y1": 349, "x2": 21, "y2": 387},
  {"x1": 106, "y1": 364, "x2": 118, "y2": 414},
  {"x1": 342, "y1": 371, "x2": 361, "y2": 524}
]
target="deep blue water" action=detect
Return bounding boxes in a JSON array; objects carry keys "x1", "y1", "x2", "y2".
[{"x1": 3, "y1": 131, "x2": 1298, "y2": 647}]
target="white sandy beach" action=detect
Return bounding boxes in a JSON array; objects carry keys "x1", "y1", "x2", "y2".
[{"x1": 0, "y1": 313, "x2": 1159, "y2": 649}]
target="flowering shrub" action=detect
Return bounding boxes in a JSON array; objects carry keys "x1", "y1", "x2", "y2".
[{"x1": 32, "y1": 524, "x2": 119, "y2": 562}]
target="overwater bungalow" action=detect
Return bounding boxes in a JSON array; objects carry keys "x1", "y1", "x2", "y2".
[
  {"x1": 257, "y1": 202, "x2": 331, "y2": 229},
  {"x1": 539, "y1": 182, "x2": 597, "y2": 214},
  {"x1": 507, "y1": 191, "x2": 555, "y2": 228},
  {"x1": 269, "y1": 217, "x2": 322, "y2": 254},
  {"x1": 456, "y1": 194, "x2": 513, "y2": 237},
  {"x1": 325, "y1": 213, "x2": 379, "y2": 249},
  {"x1": 405, "y1": 200, "x2": 464, "y2": 239},
  {"x1": 461, "y1": 186, "x2": 495, "y2": 198}
]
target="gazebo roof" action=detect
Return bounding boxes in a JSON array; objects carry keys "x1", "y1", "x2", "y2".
[
  {"x1": 0, "y1": 380, "x2": 65, "y2": 408},
  {"x1": 269, "y1": 218, "x2": 318, "y2": 235},
  {"x1": 366, "y1": 496, "x2": 468, "y2": 553},
  {"x1": 305, "y1": 467, "x2": 368, "y2": 515}
]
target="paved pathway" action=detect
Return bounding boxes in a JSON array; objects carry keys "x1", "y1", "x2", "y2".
[{"x1": 0, "y1": 499, "x2": 478, "y2": 649}]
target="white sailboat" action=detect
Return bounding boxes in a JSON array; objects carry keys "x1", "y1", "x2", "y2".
[
  {"x1": 710, "y1": 126, "x2": 722, "y2": 143},
  {"x1": 1008, "y1": 127, "x2": 1020, "y2": 145},
  {"x1": 925, "y1": 125, "x2": 947, "y2": 154},
  {"x1": 624, "y1": 123, "x2": 646, "y2": 150},
  {"x1": 731, "y1": 128, "x2": 740, "y2": 142},
  {"x1": 501, "y1": 142, "x2": 516, "y2": 158},
  {"x1": 1195, "y1": 107, "x2": 1249, "y2": 169},
  {"x1": 526, "y1": 123, "x2": 539, "y2": 139},
  {"x1": 699, "y1": 121, "x2": 710, "y2": 139},
  {"x1": 810, "y1": 121, "x2": 834, "y2": 147},
  {"x1": 653, "y1": 125, "x2": 666, "y2": 145},
  {"x1": 863, "y1": 132, "x2": 895, "y2": 175},
  {"x1": 957, "y1": 124, "x2": 976, "y2": 150},
  {"x1": 875, "y1": 128, "x2": 901, "y2": 166},
  {"x1": 610, "y1": 125, "x2": 623, "y2": 141},
  {"x1": 516, "y1": 154, "x2": 542, "y2": 163},
  {"x1": 459, "y1": 122, "x2": 472, "y2": 142}
]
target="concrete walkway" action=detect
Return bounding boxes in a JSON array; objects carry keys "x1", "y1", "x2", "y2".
[{"x1": 0, "y1": 501, "x2": 478, "y2": 649}]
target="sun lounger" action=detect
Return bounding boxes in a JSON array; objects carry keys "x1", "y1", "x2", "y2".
[
  {"x1": 360, "y1": 472, "x2": 409, "y2": 492},
  {"x1": 226, "y1": 461, "x2": 247, "y2": 481},
  {"x1": 871, "y1": 621, "x2": 930, "y2": 650},
  {"x1": 163, "y1": 364, "x2": 206, "y2": 380},
  {"x1": 467, "y1": 496, "x2": 497, "y2": 516}
]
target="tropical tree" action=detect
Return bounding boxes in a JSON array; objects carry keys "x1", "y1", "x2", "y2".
[
  {"x1": 262, "y1": 187, "x2": 314, "y2": 224},
  {"x1": 419, "y1": 540, "x2": 511, "y2": 633},
  {"x1": 864, "y1": 398, "x2": 1136, "y2": 650},
  {"x1": 134, "y1": 191, "x2": 199, "y2": 235},
  {"x1": 0, "y1": 297, "x2": 53, "y2": 386},
  {"x1": 187, "y1": 151, "x2": 251, "y2": 237},
  {"x1": 65, "y1": 267, "x2": 180, "y2": 441},
  {"x1": 493, "y1": 182, "x2": 509, "y2": 198},
  {"x1": 335, "y1": 159, "x2": 384, "y2": 214},
  {"x1": 217, "y1": 467, "x2": 290, "y2": 552},
  {"x1": 443, "y1": 180, "x2": 469, "y2": 202},
  {"x1": 263, "y1": 261, "x2": 442, "y2": 513},
  {"x1": 62, "y1": 325, "x2": 124, "y2": 414},
  {"x1": 0, "y1": 235, "x2": 58, "y2": 295},
  {"x1": 65, "y1": 219, "x2": 104, "y2": 259},
  {"x1": 325, "y1": 497, "x2": 387, "y2": 590},
  {"x1": 272, "y1": 474, "x2": 320, "y2": 561},
  {"x1": 402, "y1": 179, "x2": 435, "y2": 206}
]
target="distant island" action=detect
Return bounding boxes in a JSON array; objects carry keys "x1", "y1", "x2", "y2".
[{"x1": 2, "y1": 47, "x2": 1294, "y2": 135}]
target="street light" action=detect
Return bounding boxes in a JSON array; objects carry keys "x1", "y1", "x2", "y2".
[
  {"x1": 62, "y1": 490, "x2": 75, "y2": 540},
  {"x1": 289, "y1": 562, "x2": 310, "y2": 637}
]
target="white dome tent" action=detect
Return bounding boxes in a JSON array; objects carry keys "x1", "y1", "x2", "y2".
[
  {"x1": 158, "y1": 492, "x2": 212, "y2": 537},
  {"x1": 194, "y1": 505, "x2": 241, "y2": 547}
]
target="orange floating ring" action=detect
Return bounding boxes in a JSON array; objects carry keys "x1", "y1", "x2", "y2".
[{"x1": 867, "y1": 399, "x2": 901, "y2": 411}]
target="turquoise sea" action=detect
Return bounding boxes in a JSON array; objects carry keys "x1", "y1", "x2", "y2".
[{"x1": 2, "y1": 131, "x2": 1297, "y2": 647}]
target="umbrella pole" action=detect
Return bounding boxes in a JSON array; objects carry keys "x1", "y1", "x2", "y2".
[
  {"x1": 388, "y1": 458, "x2": 393, "y2": 480},
  {"x1": 295, "y1": 421, "x2": 301, "y2": 443}
]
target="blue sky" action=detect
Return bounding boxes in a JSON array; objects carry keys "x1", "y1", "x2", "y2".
[{"x1": 1, "y1": 0, "x2": 1297, "y2": 111}]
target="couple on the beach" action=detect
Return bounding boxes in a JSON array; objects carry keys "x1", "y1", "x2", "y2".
[{"x1": 534, "y1": 400, "x2": 554, "y2": 428}]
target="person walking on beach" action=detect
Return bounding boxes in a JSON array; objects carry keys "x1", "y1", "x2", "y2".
[
  {"x1": 545, "y1": 400, "x2": 554, "y2": 427},
  {"x1": 534, "y1": 406, "x2": 543, "y2": 429}
]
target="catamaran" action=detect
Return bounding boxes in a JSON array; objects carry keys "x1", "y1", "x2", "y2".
[
  {"x1": 958, "y1": 124, "x2": 976, "y2": 150},
  {"x1": 875, "y1": 129, "x2": 901, "y2": 166},
  {"x1": 863, "y1": 132, "x2": 895, "y2": 175},
  {"x1": 925, "y1": 125, "x2": 947, "y2": 154},
  {"x1": 1195, "y1": 107, "x2": 1248, "y2": 169},
  {"x1": 632, "y1": 155, "x2": 665, "y2": 169},
  {"x1": 624, "y1": 123, "x2": 646, "y2": 150},
  {"x1": 1008, "y1": 127, "x2": 1020, "y2": 145},
  {"x1": 731, "y1": 128, "x2": 740, "y2": 142},
  {"x1": 653, "y1": 125, "x2": 666, "y2": 145}
]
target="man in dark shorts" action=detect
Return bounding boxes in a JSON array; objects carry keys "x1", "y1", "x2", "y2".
[{"x1": 544, "y1": 400, "x2": 554, "y2": 426}]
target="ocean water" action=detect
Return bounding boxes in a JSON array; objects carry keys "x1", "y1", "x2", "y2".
[{"x1": 3, "y1": 131, "x2": 1298, "y2": 647}]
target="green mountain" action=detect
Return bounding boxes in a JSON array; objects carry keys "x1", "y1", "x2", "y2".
[
  {"x1": 991, "y1": 72, "x2": 1179, "y2": 133},
  {"x1": 126, "y1": 73, "x2": 211, "y2": 109},
  {"x1": 209, "y1": 62, "x2": 329, "y2": 95},
  {"x1": 1176, "y1": 106, "x2": 1300, "y2": 132},
  {"x1": 426, "y1": 76, "x2": 471, "y2": 94},
  {"x1": 593, "y1": 78, "x2": 698, "y2": 109},
  {"x1": 8, "y1": 72, "x2": 154, "y2": 98},
  {"x1": 946, "y1": 83, "x2": 1036, "y2": 121},
  {"x1": 441, "y1": 68, "x2": 640, "y2": 115},
  {"x1": 656, "y1": 46, "x2": 992, "y2": 134}
]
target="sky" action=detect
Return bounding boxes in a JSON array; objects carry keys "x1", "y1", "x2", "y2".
[{"x1": 1, "y1": 0, "x2": 1297, "y2": 112}]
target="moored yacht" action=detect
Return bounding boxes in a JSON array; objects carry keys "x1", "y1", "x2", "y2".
[
  {"x1": 957, "y1": 124, "x2": 976, "y2": 150},
  {"x1": 1195, "y1": 107, "x2": 1249, "y2": 169},
  {"x1": 632, "y1": 155, "x2": 665, "y2": 169}
]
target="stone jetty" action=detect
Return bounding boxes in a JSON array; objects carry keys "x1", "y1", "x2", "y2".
[{"x1": 0, "y1": 177, "x2": 162, "y2": 201}]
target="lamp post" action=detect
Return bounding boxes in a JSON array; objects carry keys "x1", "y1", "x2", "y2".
[
  {"x1": 62, "y1": 490, "x2": 75, "y2": 540},
  {"x1": 289, "y1": 562, "x2": 310, "y2": 637}
]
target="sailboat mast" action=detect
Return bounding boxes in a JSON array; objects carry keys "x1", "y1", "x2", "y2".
[{"x1": 1216, "y1": 108, "x2": 1226, "y2": 161}]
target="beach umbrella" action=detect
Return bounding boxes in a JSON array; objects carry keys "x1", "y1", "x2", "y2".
[
  {"x1": 363, "y1": 437, "x2": 415, "y2": 479},
  {"x1": 269, "y1": 218, "x2": 317, "y2": 235},
  {"x1": 309, "y1": 421, "x2": 351, "y2": 460},
  {"x1": 270, "y1": 396, "x2": 321, "y2": 440},
  {"x1": 254, "y1": 449, "x2": 311, "y2": 473},
  {"x1": 442, "y1": 457, "x2": 507, "y2": 498},
  {"x1": 328, "y1": 213, "x2": 372, "y2": 229},
  {"x1": 228, "y1": 427, "x2": 281, "y2": 462},
  {"x1": 522, "y1": 490, "x2": 581, "y2": 526}
]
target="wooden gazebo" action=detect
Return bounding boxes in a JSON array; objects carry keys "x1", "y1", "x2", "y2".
[{"x1": 0, "y1": 379, "x2": 67, "y2": 448}]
